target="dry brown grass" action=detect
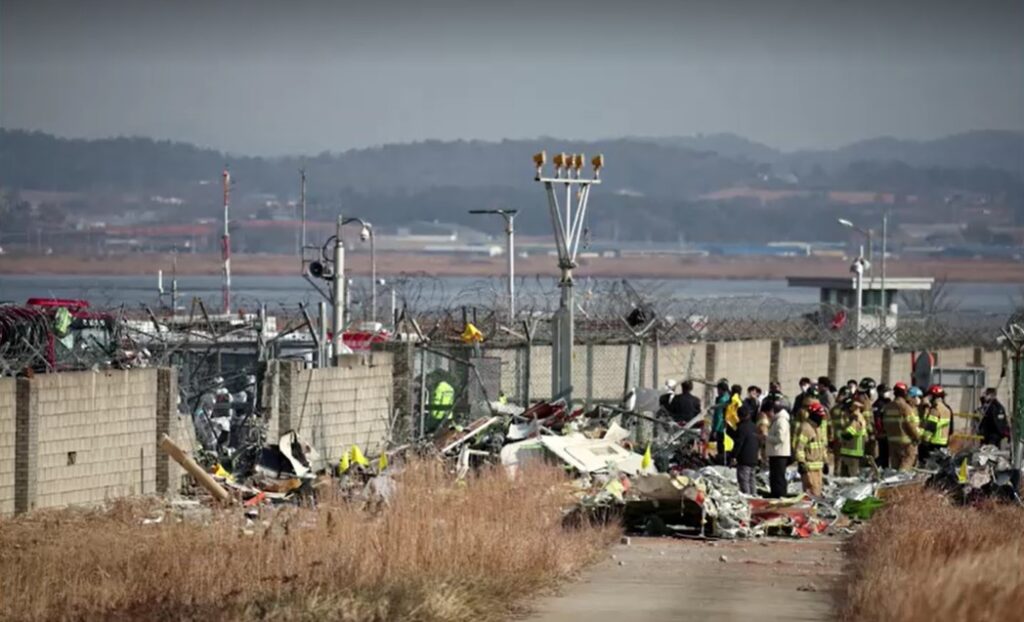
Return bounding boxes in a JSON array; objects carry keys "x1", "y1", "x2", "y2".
[
  {"x1": 839, "y1": 489, "x2": 1024, "y2": 621},
  {"x1": 0, "y1": 461, "x2": 618, "y2": 622}
]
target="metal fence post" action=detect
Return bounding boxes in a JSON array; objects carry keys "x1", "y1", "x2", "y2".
[
  {"x1": 639, "y1": 340, "x2": 647, "y2": 390},
  {"x1": 586, "y1": 341, "x2": 594, "y2": 409},
  {"x1": 523, "y1": 343, "x2": 532, "y2": 406},
  {"x1": 652, "y1": 332, "x2": 660, "y2": 390}
]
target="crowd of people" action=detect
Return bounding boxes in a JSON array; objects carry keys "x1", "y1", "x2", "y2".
[{"x1": 658, "y1": 376, "x2": 1011, "y2": 498}]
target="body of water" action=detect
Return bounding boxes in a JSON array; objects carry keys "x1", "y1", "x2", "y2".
[{"x1": 0, "y1": 274, "x2": 1019, "y2": 314}]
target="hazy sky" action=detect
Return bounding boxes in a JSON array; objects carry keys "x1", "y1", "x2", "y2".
[{"x1": 2, "y1": 0, "x2": 1022, "y2": 155}]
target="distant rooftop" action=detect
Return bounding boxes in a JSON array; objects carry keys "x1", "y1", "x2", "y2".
[{"x1": 787, "y1": 276, "x2": 934, "y2": 291}]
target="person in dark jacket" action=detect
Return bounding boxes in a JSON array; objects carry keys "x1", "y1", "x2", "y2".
[
  {"x1": 873, "y1": 383, "x2": 892, "y2": 468},
  {"x1": 793, "y1": 377, "x2": 813, "y2": 414},
  {"x1": 732, "y1": 408, "x2": 760, "y2": 495},
  {"x1": 670, "y1": 380, "x2": 701, "y2": 425},
  {"x1": 978, "y1": 388, "x2": 1010, "y2": 447},
  {"x1": 817, "y1": 376, "x2": 835, "y2": 409},
  {"x1": 711, "y1": 380, "x2": 731, "y2": 465}
]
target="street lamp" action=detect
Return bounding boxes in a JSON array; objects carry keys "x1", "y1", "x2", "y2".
[
  {"x1": 839, "y1": 215, "x2": 889, "y2": 320},
  {"x1": 469, "y1": 208, "x2": 518, "y2": 323},
  {"x1": 313, "y1": 215, "x2": 374, "y2": 364},
  {"x1": 341, "y1": 217, "x2": 376, "y2": 324}
]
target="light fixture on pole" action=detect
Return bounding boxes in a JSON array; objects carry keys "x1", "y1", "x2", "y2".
[
  {"x1": 840, "y1": 215, "x2": 890, "y2": 320},
  {"x1": 533, "y1": 150, "x2": 603, "y2": 404},
  {"x1": 338, "y1": 217, "x2": 375, "y2": 324},
  {"x1": 469, "y1": 208, "x2": 518, "y2": 323},
  {"x1": 838, "y1": 218, "x2": 874, "y2": 271},
  {"x1": 303, "y1": 214, "x2": 375, "y2": 365}
]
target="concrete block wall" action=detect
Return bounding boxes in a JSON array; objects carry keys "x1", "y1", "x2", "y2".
[
  {"x1": 268, "y1": 353, "x2": 394, "y2": 465},
  {"x1": 979, "y1": 349, "x2": 1013, "y2": 407},
  {"x1": 835, "y1": 348, "x2": 885, "y2": 389},
  {"x1": 8, "y1": 369, "x2": 163, "y2": 513},
  {"x1": 658, "y1": 343, "x2": 708, "y2": 387},
  {"x1": 0, "y1": 378, "x2": 15, "y2": 515},
  {"x1": 711, "y1": 340, "x2": 773, "y2": 393},
  {"x1": 778, "y1": 344, "x2": 830, "y2": 396},
  {"x1": 29, "y1": 370, "x2": 158, "y2": 510}
]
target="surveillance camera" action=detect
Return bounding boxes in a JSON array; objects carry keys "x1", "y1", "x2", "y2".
[{"x1": 359, "y1": 226, "x2": 371, "y2": 242}]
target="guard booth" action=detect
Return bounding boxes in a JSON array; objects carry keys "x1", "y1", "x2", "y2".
[{"x1": 787, "y1": 276, "x2": 934, "y2": 345}]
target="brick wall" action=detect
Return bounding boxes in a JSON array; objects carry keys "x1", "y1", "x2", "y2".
[
  {"x1": 0, "y1": 378, "x2": 15, "y2": 515},
  {"x1": 267, "y1": 353, "x2": 393, "y2": 466},
  {"x1": 16, "y1": 369, "x2": 159, "y2": 512}
]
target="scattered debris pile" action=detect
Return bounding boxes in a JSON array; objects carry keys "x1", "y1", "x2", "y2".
[{"x1": 160, "y1": 388, "x2": 1020, "y2": 542}]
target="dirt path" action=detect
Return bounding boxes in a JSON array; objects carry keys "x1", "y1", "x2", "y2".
[{"x1": 523, "y1": 537, "x2": 844, "y2": 622}]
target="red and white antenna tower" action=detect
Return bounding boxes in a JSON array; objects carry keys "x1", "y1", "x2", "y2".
[{"x1": 221, "y1": 167, "x2": 232, "y2": 315}]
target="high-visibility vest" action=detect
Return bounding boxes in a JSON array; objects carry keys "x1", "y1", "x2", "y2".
[
  {"x1": 840, "y1": 412, "x2": 866, "y2": 458},
  {"x1": 431, "y1": 381, "x2": 455, "y2": 420},
  {"x1": 795, "y1": 423, "x2": 826, "y2": 472},
  {"x1": 54, "y1": 306, "x2": 72, "y2": 336},
  {"x1": 922, "y1": 403, "x2": 952, "y2": 447}
]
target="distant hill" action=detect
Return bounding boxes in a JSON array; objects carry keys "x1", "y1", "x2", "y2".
[
  {"x1": 2, "y1": 128, "x2": 1022, "y2": 241},
  {"x1": 638, "y1": 133, "x2": 781, "y2": 163},
  {"x1": 0, "y1": 130, "x2": 757, "y2": 200},
  {"x1": 782, "y1": 130, "x2": 1024, "y2": 177}
]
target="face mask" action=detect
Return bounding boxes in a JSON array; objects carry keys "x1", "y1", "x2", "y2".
[{"x1": 800, "y1": 384, "x2": 810, "y2": 392}]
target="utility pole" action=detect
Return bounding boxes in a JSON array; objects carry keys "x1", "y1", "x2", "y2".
[
  {"x1": 332, "y1": 214, "x2": 345, "y2": 364},
  {"x1": 469, "y1": 208, "x2": 518, "y2": 323},
  {"x1": 881, "y1": 211, "x2": 889, "y2": 325},
  {"x1": 851, "y1": 246, "x2": 868, "y2": 349},
  {"x1": 221, "y1": 167, "x2": 232, "y2": 315},
  {"x1": 533, "y1": 151, "x2": 603, "y2": 404},
  {"x1": 299, "y1": 168, "x2": 307, "y2": 256}
]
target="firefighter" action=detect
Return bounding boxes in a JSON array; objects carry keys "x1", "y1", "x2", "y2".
[
  {"x1": 919, "y1": 384, "x2": 952, "y2": 465},
  {"x1": 882, "y1": 382, "x2": 922, "y2": 471},
  {"x1": 830, "y1": 387, "x2": 851, "y2": 472},
  {"x1": 794, "y1": 401, "x2": 827, "y2": 496},
  {"x1": 838, "y1": 398, "x2": 868, "y2": 477},
  {"x1": 855, "y1": 377, "x2": 877, "y2": 463},
  {"x1": 792, "y1": 384, "x2": 822, "y2": 455}
]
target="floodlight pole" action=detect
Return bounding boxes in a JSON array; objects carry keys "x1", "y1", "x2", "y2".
[{"x1": 534, "y1": 154, "x2": 602, "y2": 405}]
